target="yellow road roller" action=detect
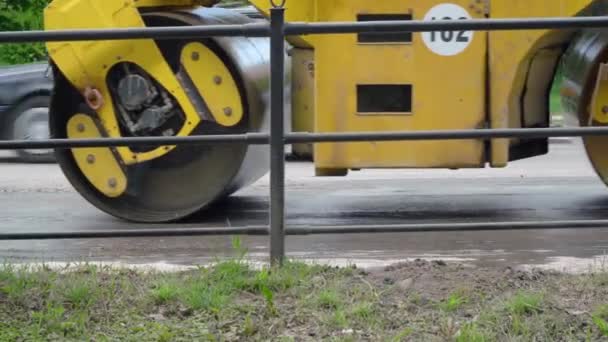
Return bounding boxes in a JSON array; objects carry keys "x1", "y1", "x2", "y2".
[{"x1": 42, "y1": 0, "x2": 608, "y2": 222}]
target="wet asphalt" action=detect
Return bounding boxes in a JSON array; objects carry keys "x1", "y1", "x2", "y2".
[{"x1": 1, "y1": 138, "x2": 608, "y2": 272}]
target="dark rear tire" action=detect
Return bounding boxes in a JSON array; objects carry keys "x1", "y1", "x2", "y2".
[{"x1": 9, "y1": 95, "x2": 55, "y2": 163}]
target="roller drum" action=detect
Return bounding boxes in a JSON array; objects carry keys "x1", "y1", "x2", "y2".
[
  {"x1": 561, "y1": 28, "x2": 608, "y2": 186},
  {"x1": 49, "y1": 7, "x2": 281, "y2": 223}
]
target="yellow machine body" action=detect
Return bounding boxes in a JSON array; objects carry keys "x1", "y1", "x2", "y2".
[
  {"x1": 45, "y1": 0, "x2": 245, "y2": 198},
  {"x1": 45, "y1": 0, "x2": 242, "y2": 166},
  {"x1": 67, "y1": 114, "x2": 128, "y2": 198},
  {"x1": 290, "y1": 48, "x2": 315, "y2": 158},
  {"x1": 486, "y1": 1, "x2": 595, "y2": 166},
  {"x1": 43, "y1": 0, "x2": 608, "y2": 222},
  {"x1": 251, "y1": 0, "x2": 600, "y2": 174},
  {"x1": 44, "y1": 0, "x2": 274, "y2": 222}
]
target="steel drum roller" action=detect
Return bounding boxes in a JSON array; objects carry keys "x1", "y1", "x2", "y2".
[
  {"x1": 49, "y1": 8, "x2": 274, "y2": 223},
  {"x1": 561, "y1": 29, "x2": 608, "y2": 186}
]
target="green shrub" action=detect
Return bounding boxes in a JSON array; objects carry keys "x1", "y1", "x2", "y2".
[
  {"x1": 0, "y1": 0, "x2": 50, "y2": 65},
  {"x1": 0, "y1": 0, "x2": 249, "y2": 65}
]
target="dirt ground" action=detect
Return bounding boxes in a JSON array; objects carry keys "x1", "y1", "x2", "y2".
[{"x1": 263, "y1": 259, "x2": 608, "y2": 341}]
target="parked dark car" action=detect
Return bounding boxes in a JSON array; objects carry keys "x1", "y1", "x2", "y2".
[{"x1": 0, "y1": 61, "x2": 55, "y2": 162}]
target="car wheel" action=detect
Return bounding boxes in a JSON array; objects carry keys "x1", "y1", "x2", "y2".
[{"x1": 9, "y1": 96, "x2": 55, "y2": 163}]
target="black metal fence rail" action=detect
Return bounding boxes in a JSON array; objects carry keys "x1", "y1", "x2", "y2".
[
  {"x1": 2, "y1": 2, "x2": 608, "y2": 265},
  {"x1": 3, "y1": 127, "x2": 608, "y2": 150},
  {"x1": 6, "y1": 16, "x2": 608, "y2": 43},
  {"x1": 2, "y1": 220, "x2": 608, "y2": 241}
]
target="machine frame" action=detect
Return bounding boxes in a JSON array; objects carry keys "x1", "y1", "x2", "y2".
[{"x1": 38, "y1": 0, "x2": 608, "y2": 223}]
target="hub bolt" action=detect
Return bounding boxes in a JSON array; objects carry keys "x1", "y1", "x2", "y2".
[
  {"x1": 108, "y1": 178, "x2": 118, "y2": 189},
  {"x1": 214, "y1": 76, "x2": 222, "y2": 85},
  {"x1": 86, "y1": 154, "x2": 95, "y2": 164},
  {"x1": 192, "y1": 52, "x2": 200, "y2": 61},
  {"x1": 224, "y1": 107, "x2": 233, "y2": 116}
]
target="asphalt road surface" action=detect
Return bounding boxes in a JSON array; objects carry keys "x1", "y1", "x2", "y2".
[{"x1": 1, "y1": 139, "x2": 608, "y2": 272}]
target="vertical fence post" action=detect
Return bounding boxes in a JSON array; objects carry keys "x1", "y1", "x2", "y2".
[{"x1": 269, "y1": 3, "x2": 286, "y2": 266}]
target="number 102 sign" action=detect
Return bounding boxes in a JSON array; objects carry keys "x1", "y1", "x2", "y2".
[{"x1": 421, "y1": 3, "x2": 474, "y2": 56}]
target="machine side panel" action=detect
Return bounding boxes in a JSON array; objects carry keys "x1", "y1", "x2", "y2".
[
  {"x1": 488, "y1": 0, "x2": 593, "y2": 167},
  {"x1": 313, "y1": 0, "x2": 487, "y2": 170},
  {"x1": 247, "y1": 0, "x2": 316, "y2": 48}
]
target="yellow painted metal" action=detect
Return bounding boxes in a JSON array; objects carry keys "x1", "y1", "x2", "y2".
[
  {"x1": 67, "y1": 114, "x2": 127, "y2": 198},
  {"x1": 131, "y1": 0, "x2": 218, "y2": 7},
  {"x1": 46, "y1": 0, "x2": 605, "y2": 175},
  {"x1": 487, "y1": 0, "x2": 593, "y2": 166},
  {"x1": 44, "y1": 0, "x2": 234, "y2": 165},
  {"x1": 582, "y1": 66, "x2": 608, "y2": 184},
  {"x1": 247, "y1": 0, "x2": 316, "y2": 48},
  {"x1": 270, "y1": 0, "x2": 597, "y2": 170},
  {"x1": 585, "y1": 64, "x2": 608, "y2": 184},
  {"x1": 290, "y1": 48, "x2": 315, "y2": 158},
  {"x1": 45, "y1": 0, "x2": 194, "y2": 165},
  {"x1": 590, "y1": 64, "x2": 608, "y2": 124},
  {"x1": 583, "y1": 135, "x2": 608, "y2": 184},
  {"x1": 308, "y1": 0, "x2": 487, "y2": 170},
  {"x1": 180, "y1": 42, "x2": 244, "y2": 127}
]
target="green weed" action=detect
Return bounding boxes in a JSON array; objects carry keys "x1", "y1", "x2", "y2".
[
  {"x1": 62, "y1": 279, "x2": 97, "y2": 309},
  {"x1": 255, "y1": 269, "x2": 277, "y2": 315},
  {"x1": 151, "y1": 281, "x2": 180, "y2": 305},
  {"x1": 327, "y1": 309, "x2": 348, "y2": 329},
  {"x1": 439, "y1": 291, "x2": 467, "y2": 312},
  {"x1": 456, "y1": 323, "x2": 488, "y2": 342},
  {"x1": 506, "y1": 291, "x2": 543, "y2": 316},
  {"x1": 351, "y1": 302, "x2": 374, "y2": 320},
  {"x1": 242, "y1": 314, "x2": 257, "y2": 337},
  {"x1": 181, "y1": 281, "x2": 230, "y2": 312},
  {"x1": 510, "y1": 314, "x2": 531, "y2": 336},
  {"x1": 0, "y1": 265, "x2": 53, "y2": 306},
  {"x1": 31, "y1": 302, "x2": 66, "y2": 336},
  {"x1": 317, "y1": 289, "x2": 342, "y2": 310},
  {"x1": 591, "y1": 273, "x2": 608, "y2": 287},
  {"x1": 390, "y1": 327, "x2": 413, "y2": 341},
  {"x1": 592, "y1": 304, "x2": 608, "y2": 337}
]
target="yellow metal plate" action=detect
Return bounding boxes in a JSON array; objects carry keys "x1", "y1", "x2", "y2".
[
  {"x1": 488, "y1": 0, "x2": 594, "y2": 166},
  {"x1": 291, "y1": 48, "x2": 315, "y2": 158},
  {"x1": 132, "y1": 0, "x2": 218, "y2": 7},
  {"x1": 180, "y1": 42, "x2": 244, "y2": 127},
  {"x1": 45, "y1": 0, "x2": 203, "y2": 165},
  {"x1": 590, "y1": 63, "x2": 608, "y2": 124},
  {"x1": 67, "y1": 114, "x2": 127, "y2": 198},
  {"x1": 248, "y1": 0, "x2": 316, "y2": 48},
  {"x1": 312, "y1": 0, "x2": 487, "y2": 169}
]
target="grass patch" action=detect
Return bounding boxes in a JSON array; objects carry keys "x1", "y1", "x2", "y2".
[
  {"x1": 62, "y1": 277, "x2": 98, "y2": 310},
  {"x1": 151, "y1": 280, "x2": 180, "y2": 304},
  {"x1": 506, "y1": 291, "x2": 544, "y2": 316},
  {"x1": 456, "y1": 323, "x2": 488, "y2": 342},
  {"x1": 438, "y1": 290, "x2": 468, "y2": 312},
  {"x1": 350, "y1": 302, "x2": 375, "y2": 320},
  {"x1": 316, "y1": 289, "x2": 343, "y2": 310},
  {"x1": 592, "y1": 304, "x2": 608, "y2": 337},
  {"x1": 1, "y1": 256, "x2": 608, "y2": 340}
]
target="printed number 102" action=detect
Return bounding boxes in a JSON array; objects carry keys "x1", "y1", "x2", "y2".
[{"x1": 429, "y1": 17, "x2": 469, "y2": 43}]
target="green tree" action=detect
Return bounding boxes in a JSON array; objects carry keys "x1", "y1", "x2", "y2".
[
  {"x1": 0, "y1": 0, "x2": 50, "y2": 65},
  {"x1": 0, "y1": 0, "x2": 250, "y2": 65}
]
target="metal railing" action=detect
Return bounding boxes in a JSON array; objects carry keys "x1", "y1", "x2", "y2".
[{"x1": 2, "y1": 2, "x2": 608, "y2": 266}]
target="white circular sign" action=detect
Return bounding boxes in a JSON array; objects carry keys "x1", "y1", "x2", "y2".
[{"x1": 421, "y1": 3, "x2": 474, "y2": 56}]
